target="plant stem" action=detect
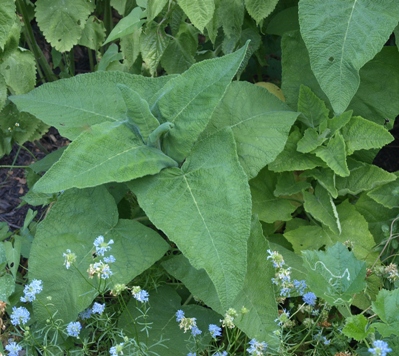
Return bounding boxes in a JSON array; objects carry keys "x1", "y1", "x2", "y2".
[
  {"x1": 16, "y1": 0, "x2": 57, "y2": 82},
  {"x1": 103, "y1": 0, "x2": 113, "y2": 51}
]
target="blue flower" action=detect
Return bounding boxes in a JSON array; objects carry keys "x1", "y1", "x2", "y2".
[
  {"x1": 79, "y1": 307, "x2": 92, "y2": 320},
  {"x1": 213, "y1": 352, "x2": 228, "y2": 356},
  {"x1": 293, "y1": 279, "x2": 307, "y2": 295},
  {"x1": 104, "y1": 255, "x2": 116, "y2": 263},
  {"x1": 176, "y1": 309, "x2": 185, "y2": 322},
  {"x1": 303, "y1": 292, "x2": 317, "y2": 306},
  {"x1": 110, "y1": 343, "x2": 124, "y2": 355},
  {"x1": 93, "y1": 235, "x2": 114, "y2": 256},
  {"x1": 20, "y1": 279, "x2": 43, "y2": 302},
  {"x1": 66, "y1": 321, "x2": 82, "y2": 337},
  {"x1": 368, "y1": 340, "x2": 392, "y2": 356},
  {"x1": 187, "y1": 353, "x2": 196, "y2": 356},
  {"x1": 92, "y1": 302, "x2": 105, "y2": 315},
  {"x1": 247, "y1": 338, "x2": 267, "y2": 355},
  {"x1": 5, "y1": 341, "x2": 22, "y2": 356},
  {"x1": 131, "y1": 287, "x2": 149, "y2": 303},
  {"x1": 209, "y1": 324, "x2": 222, "y2": 338},
  {"x1": 191, "y1": 325, "x2": 202, "y2": 336},
  {"x1": 10, "y1": 306, "x2": 30, "y2": 326}
]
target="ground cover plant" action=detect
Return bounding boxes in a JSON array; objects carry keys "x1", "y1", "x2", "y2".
[{"x1": 1, "y1": 0, "x2": 399, "y2": 355}]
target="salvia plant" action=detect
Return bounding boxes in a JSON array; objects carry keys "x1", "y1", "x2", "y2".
[{"x1": 1, "y1": 0, "x2": 399, "y2": 355}]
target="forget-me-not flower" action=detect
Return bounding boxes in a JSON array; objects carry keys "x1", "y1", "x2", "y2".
[
  {"x1": 93, "y1": 235, "x2": 114, "y2": 256},
  {"x1": 10, "y1": 306, "x2": 30, "y2": 326},
  {"x1": 5, "y1": 341, "x2": 22, "y2": 356},
  {"x1": 368, "y1": 340, "x2": 392, "y2": 356},
  {"x1": 209, "y1": 324, "x2": 222, "y2": 338},
  {"x1": 21, "y1": 279, "x2": 43, "y2": 302},
  {"x1": 66, "y1": 321, "x2": 82, "y2": 337}
]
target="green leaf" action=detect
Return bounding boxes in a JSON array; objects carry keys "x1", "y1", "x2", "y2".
[
  {"x1": 244, "y1": 0, "x2": 279, "y2": 25},
  {"x1": 274, "y1": 171, "x2": 311, "y2": 197},
  {"x1": 10, "y1": 71, "x2": 174, "y2": 140},
  {"x1": 327, "y1": 111, "x2": 352, "y2": 135},
  {"x1": 129, "y1": 129, "x2": 251, "y2": 308},
  {"x1": 0, "y1": 0, "x2": 15, "y2": 50},
  {"x1": 147, "y1": 0, "x2": 168, "y2": 22},
  {"x1": 152, "y1": 43, "x2": 248, "y2": 163},
  {"x1": 372, "y1": 288, "x2": 399, "y2": 337},
  {"x1": 0, "y1": 48, "x2": 36, "y2": 94},
  {"x1": 342, "y1": 314, "x2": 372, "y2": 341},
  {"x1": 297, "y1": 85, "x2": 329, "y2": 128},
  {"x1": 250, "y1": 167, "x2": 297, "y2": 223},
  {"x1": 268, "y1": 130, "x2": 325, "y2": 172},
  {"x1": 301, "y1": 167, "x2": 338, "y2": 198},
  {"x1": 202, "y1": 81, "x2": 298, "y2": 179},
  {"x1": 266, "y1": 6, "x2": 299, "y2": 36},
  {"x1": 97, "y1": 43, "x2": 124, "y2": 71},
  {"x1": 0, "y1": 75, "x2": 6, "y2": 112},
  {"x1": 78, "y1": 16, "x2": 106, "y2": 51},
  {"x1": 116, "y1": 84, "x2": 159, "y2": 142},
  {"x1": 30, "y1": 187, "x2": 168, "y2": 323},
  {"x1": 341, "y1": 116, "x2": 394, "y2": 155},
  {"x1": 217, "y1": 0, "x2": 244, "y2": 40},
  {"x1": 118, "y1": 286, "x2": 221, "y2": 355},
  {"x1": 0, "y1": 274, "x2": 14, "y2": 304},
  {"x1": 297, "y1": 127, "x2": 328, "y2": 153},
  {"x1": 285, "y1": 225, "x2": 332, "y2": 253},
  {"x1": 120, "y1": 28, "x2": 142, "y2": 69},
  {"x1": 35, "y1": 0, "x2": 94, "y2": 52},
  {"x1": 336, "y1": 158, "x2": 396, "y2": 195},
  {"x1": 368, "y1": 177, "x2": 399, "y2": 209},
  {"x1": 177, "y1": 0, "x2": 215, "y2": 32},
  {"x1": 299, "y1": 0, "x2": 399, "y2": 114},
  {"x1": 313, "y1": 133, "x2": 349, "y2": 177},
  {"x1": 103, "y1": 7, "x2": 145, "y2": 45},
  {"x1": 110, "y1": 0, "x2": 127, "y2": 15},
  {"x1": 140, "y1": 22, "x2": 170, "y2": 76},
  {"x1": 161, "y1": 23, "x2": 198, "y2": 74},
  {"x1": 303, "y1": 183, "x2": 341, "y2": 234},
  {"x1": 302, "y1": 243, "x2": 367, "y2": 306},
  {"x1": 33, "y1": 121, "x2": 177, "y2": 193}
]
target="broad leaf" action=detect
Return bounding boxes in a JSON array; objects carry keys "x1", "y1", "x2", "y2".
[
  {"x1": 299, "y1": 0, "x2": 399, "y2": 114},
  {"x1": 0, "y1": 75, "x2": 6, "y2": 112},
  {"x1": 244, "y1": 0, "x2": 279, "y2": 25},
  {"x1": 78, "y1": 16, "x2": 106, "y2": 51},
  {"x1": 327, "y1": 111, "x2": 352, "y2": 135},
  {"x1": 251, "y1": 167, "x2": 297, "y2": 223},
  {"x1": 0, "y1": 0, "x2": 15, "y2": 50},
  {"x1": 10, "y1": 72, "x2": 174, "y2": 140},
  {"x1": 152, "y1": 43, "x2": 248, "y2": 163},
  {"x1": 342, "y1": 314, "x2": 373, "y2": 341},
  {"x1": 217, "y1": 0, "x2": 244, "y2": 40},
  {"x1": 33, "y1": 121, "x2": 177, "y2": 193},
  {"x1": 301, "y1": 167, "x2": 338, "y2": 198},
  {"x1": 30, "y1": 187, "x2": 168, "y2": 324},
  {"x1": 266, "y1": 6, "x2": 299, "y2": 36},
  {"x1": 297, "y1": 127, "x2": 328, "y2": 153},
  {"x1": 177, "y1": 0, "x2": 215, "y2": 32},
  {"x1": 285, "y1": 225, "x2": 332, "y2": 253},
  {"x1": 35, "y1": 0, "x2": 94, "y2": 52},
  {"x1": 372, "y1": 289, "x2": 399, "y2": 337},
  {"x1": 120, "y1": 28, "x2": 142, "y2": 69},
  {"x1": 341, "y1": 116, "x2": 393, "y2": 155},
  {"x1": 147, "y1": 0, "x2": 168, "y2": 22},
  {"x1": 202, "y1": 81, "x2": 299, "y2": 179},
  {"x1": 368, "y1": 177, "x2": 399, "y2": 209},
  {"x1": 303, "y1": 183, "x2": 341, "y2": 234},
  {"x1": 302, "y1": 243, "x2": 367, "y2": 306},
  {"x1": 274, "y1": 171, "x2": 311, "y2": 196},
  {"x1": 129, "y1": 129, "x2": 251, "y2": 308},
  {"x1": 297, "y1": 85, "x2": 329, "y2": 128}
]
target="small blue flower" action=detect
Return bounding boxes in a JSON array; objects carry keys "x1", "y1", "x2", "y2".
[
  {"x1": 247, "y1": 338, "x2": 267, "y2": 355},
  {"x1": 21, "y1": 279, "x2": 43, "y2": 302},
  {"x1": 280, "y1": 287, "x2": 292, "y2": 297},
  {"x1": 132, "y1": 287, "x2": 149, "y2": 303},
  {"x1": 5, "y1": 341, "x2": 22, "y2": 356},
  {"x1": 322, "y1": 336, "x2": 330, "y2": 345},
  {"x1": 79, "y1": 307, "x2": 92, "y2": 320},
  {"x1": 10, "y1": 306, "x2": 30, "y2": 326},
  {"x1": 303, "y1": 292, "x2": 317, "y2": 306},
  {"x1": 104, "y1": 255, "x2": 116, "y2": 263},
  {"x1": 209, "y1": 324, "x2": 222, "y2": 338},
  {"x1": 293, "y1": 279, "x2": 307, "y2": 295},
  {"x1": 213, "y1": 352, "x2": 228, "y2": 356},
  {"x1": 66, "y1": 321, "x2": 82, "y2": 337},
  {"x1": 191, "y1": 325, "x2": 202, "y2": 336},
  {"x1": 368, "y1": 340, "x2": 392, "y2": 356},
  {"x1": 110, "y1": 343, "x2": 124, "y2": 355},
  {"x1": 92, "y1": 302, "x2": 105, "y2": 315},
  {"x1": 187, "y1": 353, "x2": 196, "y2": 356},
  {"x1": 176, "y1": 309, "x2": 185, "y2": 322},
  {"x1": 93, "y1": 235, "x2": 114, "y2": 256}
]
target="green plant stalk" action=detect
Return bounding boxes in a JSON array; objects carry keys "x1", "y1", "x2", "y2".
[
  {"x1": 16, "y1": 0, "x2": 57, "y2": 83},
  {"x1": 103, "y1": 0, "x2": 113, "y2": 51}
]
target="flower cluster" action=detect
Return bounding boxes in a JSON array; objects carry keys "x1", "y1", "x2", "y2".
[
  {"x1": 66, "y1": 321, "x2": 82, "y2": 338},
  {"x1": 221, "y1": 308, "x2": 238, "y2": 329},
  {"x1": 10, "y1": 306, "x2": 30, "y2": 326},
  {"x1": 247, "y1": 338, "x2": 268, "y2": 356},
  {"x1": 5, "y1": 341, "x2": 22, "y2": 356},
  {"x1": 131, "y1": 286, "x2": 149, "y2": 303},
  {"x1": 175, "y1": 310, "x2": 202, "y2": 336},
  {"x1": 110, "y1": 342, "x2": 125, "y2": 356},
  {"x1": 368, "y1": 340, "x2": 392, "y2": 356},
  {"x1": 63, "y1": 249, "x2": 77, "y2": 269},
  {"x1": 21, "y1": 279, "x2": 43, "y2": 302}
]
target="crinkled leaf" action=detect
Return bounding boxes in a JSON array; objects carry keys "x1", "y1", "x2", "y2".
[
  {"x1": 313, "y1": 132, "x2": 349, "y2": 177},
  {"x1": 0, "y1": 75, "x2": 8, "y2": 112},
  {"x1": 266, "y1": 6, "x2": 299, "y2": 36},
  {"x1": 217, "y1": 0, "x2": 244, "y2": 41},
  {"x1": 202, "y1": 81, "x2": 298, "y2": 179},
  {"x1": 129, "y1": 130, "x2": 251, "y2": 308},
  {"x1": 297, "y1": 85, "x2": 329, "y2": 128},
  {"x1": 269, "y1": 130, "x2": 325, "y2": 172},
  {"x1": 342, "y1": 314, "x2": 373, "y2": 341},
  {"x1": 274, "y1": 171, "x2": 311, "y2": 197},
  {"x1": 120, "y1": 28, "x2": 142, "y2": 69},
  {"x1": 368, "y1": 177, "x2": 399, "y2": 209},
  {"x1": 372, "y1": 289, "x2": 399, "y2": 337},
  {"x1": 30, "y1": 187, "x2": 168, "y2": 324},
  {"x1": 336, "y1": 158, "x2": 396, "y2": 195},
  {"x1": 250, "y1": 167, "x2": 297, "y2": 223},
  {"x1": 10, "y1": 71, "x2": 174, "y2": 140},
  {"x1": 244, "y1": 0, "x2": 279, "y2": 25},
  {"x1": 177, "y1": 0, "x2": 215, "y2": 32},
  {"x1": 33, "y1": 121, "x2": 177, "y2": 193},
  {"x1": 78, "y1": 16, "x2": 106, "y2": 51},
  {"x1": 327, "y1": 111, "x2": 352, "y2": 135},
  {"x1": 303, "y1": 183, "x2": 341, "y2": 234},
  {"x1": 35, "y1": 0, "x2": 94, "y2": 52},
  {"x1": 0, "y1": 49, "x2": 36, "y2": 94},
  {"x1": 0, "y1": 0, "x2": 15, "y2": 50},
  {"x1": 341, "y1": 116, "x2": 394, "y2": 155},
  {"x1": 147, "y1": 0, "x2": 168, "y2": 22},
  {"x1": 104, "y1": 7, "x2": 145, "y2": 45},
  {"x1": 285, "y1": 225, "x2": 332, "y2": 253},
  {"x1": 297, "y1": 127, "x2": 328, "y2": 153},
  {"x1": 152, "y1": 43, "x2": 248, "y2": 163},
  {"x1": 301, "y1": 167, "x2": 337, "y2": 198},
  {"x1": 299, "y1": 0, "x2": 399, "y2": 114},
  {"x1": 302, "y1": 243, "x2": 367, "y2": 306}
]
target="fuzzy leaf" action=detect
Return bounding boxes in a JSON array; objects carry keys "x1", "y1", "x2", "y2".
[
  {"x1": 33, "y1": 121, "x2": 177, "y2": 193},
  {"x1": 372, "y1": 289, "x2": 399, "y2": 337},
  {"x1": 299, "y1": 0, "x2": 399, "y2": 114},
  {"x1": 327, "y1": 111, "x2": 352, "y2": 135},
  {"x1": 297, "y1": 127, "x2": 328, "y2": 153},
  {"x1": 0, "y1": 0, "x2": 15, "y2": 50},
  {"x1": 342, "y1": 314, "x2": 373, "y2": 341},
  {"x1": 217, "y1": 0, "x2": 244, "y2": 41},
  {"x1": 177, "y1": 0, "x2": 215, "y2": 32},
  {"x1": 129, "y1": 130, "x2": 251, "y2": 308},
  {"x1": 368, "y1": 177, "x2": 399, "y2": 209},
  {"x1": 147, "y1": 0, "x2": 168, "y2": 21},
  {"x1": 244, "y1": 0, "x2": 279, "y2": 25},
  {"x1": 297, "y1": 85, "x2": 329, "y2": 128},
  {"x1": 35, "y1": 0, "x2": 94, "y2": 52},
  {"x1": 301, "y1": 167, "x2": 338, "y2": 198},
  {"x1": 274, "y1": 171, "x2": 311, "y2": 197}
]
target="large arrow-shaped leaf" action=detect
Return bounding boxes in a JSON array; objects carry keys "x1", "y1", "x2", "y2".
[
  {"x1": 33, "y1": 121, "x2": 178, "y2": 193},
  {"x1": 129, "y1": 129, "x2": 251, "y2": 308}
]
